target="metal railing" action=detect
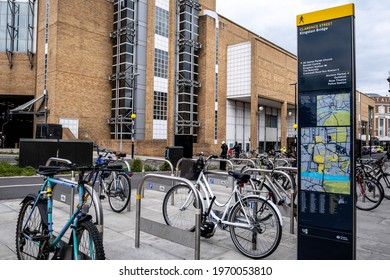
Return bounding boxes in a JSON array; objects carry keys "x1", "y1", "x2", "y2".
[
  {"x1": 135, "y1": 173, "x2": 202, "y2": 260},
  {"x1": 243, "y1": 167, "x2": 296, "y2": 234},
  {"x1": 141, "y1": 158, "x2": 174, "y2": 197}
]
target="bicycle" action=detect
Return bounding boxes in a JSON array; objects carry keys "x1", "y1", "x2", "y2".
[
  {"x1": 86, "y1": 145, "x2": 132, "y2": 213},
  {"x1": 355, "y1": 161, "x2": 384, "y2": 211},
  {"x1": 360, "y1": 157, "x2": 390, "y2": 200},
  {"x1": 15, "y1": 163, "x2": 114, "y2": 260},
  {"x1": 161, "y1": 154, "x2": 283, "y2": 259}
]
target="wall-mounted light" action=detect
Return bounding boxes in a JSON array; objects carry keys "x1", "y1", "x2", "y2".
[
  {"x1": 258, "y1": 106, "x2": 264, "y2": 112},
  {"x1": 288, "y1": 111, "x2": 292, "y2": 117}
]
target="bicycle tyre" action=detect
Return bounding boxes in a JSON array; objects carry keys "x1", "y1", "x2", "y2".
[
  {"x1": 74, "y1": 220, "x2": 105, "y2": 260},
  {"x1": 15, "y1": 196, "x2": 49, "y2": 260},
  {"x1": 356, "y1": 177, "x2": 384, "y2": 211},
  {"x1": 107, "y1": 172, "x2": 131, "y2": 213},
  {"x1": 162, "y1": 184, "x2": 198, "y2": 231},
  {"x1": 377, "y1": 172, "x2": 390, "y2": 200},
  {"x1": 228, "y1": 196, "x2": 282, "y2": 259}
]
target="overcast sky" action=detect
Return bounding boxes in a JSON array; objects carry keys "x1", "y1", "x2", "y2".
[{"x1": 216, "y1": 0, "x2": 390, "y2": 96}]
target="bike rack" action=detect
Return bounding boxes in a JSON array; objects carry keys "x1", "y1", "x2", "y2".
[
  {"x1": 135, "y1": 173, "x2": 202, "y2": 260},
  {"x1": 45, "y1": 157, "x2": 104, "y2": 236},
  {"x1": 203, "y1": 158, "x2": 234, "y2": 189},
  {"x1": 229, "y1": 158, "x2": 257, "y2": 170},
  {"x1": 243, "y1": 168, "x2": 296, "y2": 234},
  {"x1": 141, "y1": 157, "x2": 174, "y2": 196}
]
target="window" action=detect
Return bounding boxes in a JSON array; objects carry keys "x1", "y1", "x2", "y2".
[
  {"x1": 153, "y1": 91, "x2": 167, "y2": 120},
  {"x1": 0, "y1": 0, "x2": 33, "y2": 52},
  {"x1": 155, "y1": 6, "x2": 169, "y2": 37},
  {"x1": 215, "y1": 73, "x2": 218, "y2": 102},
  {"x1": 265, "y1": 115, "x2": 277, "y2": 128},
  {"x1": 154, "y1": 48, "x2": 168, "y2": 78},
  {"x1": 361, "y1": 121, "x2": 367, "y2": 136},
  {"x1": 379, "y1": 118, "x2": 384, "y2": 137},
  {"x1": 214, "y1": 111, "x2": 218, "y2": 140}
]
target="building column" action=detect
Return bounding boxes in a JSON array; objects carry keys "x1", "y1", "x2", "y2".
[
  {"x1": 281, "y1": 101, "x2": 288, "y2": 149},
  {"x1": 250, "y1": 38, "x2": 258, "y2": 151}
]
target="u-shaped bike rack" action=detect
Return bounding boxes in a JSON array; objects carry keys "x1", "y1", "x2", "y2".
[
  {"x1": 135, "y1": 173, "x2": 202, "y2": 260},
  {"x1": 45, "y1": 157, "x2": 104, "y2": 236}
]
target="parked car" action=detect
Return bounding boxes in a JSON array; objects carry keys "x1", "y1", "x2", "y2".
[{"x1": 376, "y1": 146, "x2": 384, "y2": 153}]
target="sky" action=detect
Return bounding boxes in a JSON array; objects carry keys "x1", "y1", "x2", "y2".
[{"x1": 216, "y1": 0, "x2": 390, "y2": 96}]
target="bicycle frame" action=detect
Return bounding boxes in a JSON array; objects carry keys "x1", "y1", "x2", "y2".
[
  {"x1": 23, "y1": 176, "x2": 90, "y2": 260},
  {"x1": 193, "y1": 171, "x2": 264, "y2": 229}
]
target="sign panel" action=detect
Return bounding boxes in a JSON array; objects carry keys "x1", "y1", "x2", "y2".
[{"x1": 296, "y1": 4, "x2": 356, "y2": 259}]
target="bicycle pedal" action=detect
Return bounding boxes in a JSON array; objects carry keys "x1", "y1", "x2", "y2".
[
  {"x1": 99, "y1": 195, "x2": 106, "y2": 199},
  {"x1": 31, "y1": 234, "x2": 50, "y2": 242}
]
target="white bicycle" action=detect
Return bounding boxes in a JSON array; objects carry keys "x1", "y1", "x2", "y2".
[{"x1": 162, "y1": 154, "x2": 283, "y2": 259}]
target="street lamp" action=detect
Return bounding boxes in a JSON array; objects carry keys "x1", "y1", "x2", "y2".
[
  {"x1": 258, "y1": 106, "x2": 266, "y2": 153},
  {"x1": 131, "y1": 113, "x2": 136, "y2": 159}
]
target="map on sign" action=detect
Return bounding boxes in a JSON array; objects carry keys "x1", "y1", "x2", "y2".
[
  {"x1": 317, "y1": 93, "x2": 350, "y2": 126},
  {"x1": 301, "y1": 127, "x2": 351, "y2": 194}
]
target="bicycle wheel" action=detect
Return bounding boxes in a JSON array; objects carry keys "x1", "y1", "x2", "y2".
[
  {"x1": 162, "y1": 184, "x2": 198, "y2": 231},
  {"x1": 74, "y1": 220, "x2": 105, "y2": 260},
  {"x1": 15, "y1": 196, "x2": 49, "y2": 260},
  {"x1": 356, "y1": 177, "x2": 384, "y2": 211},
  {"x1": 107, "y1": 172, "x2": 131, "y2": 213},
  {"x1": 228, "y1": 196, "x2": 282, "y2": 259},
  {"x1": 377, "y1": 172, "x2": 390, "y2": 200}
]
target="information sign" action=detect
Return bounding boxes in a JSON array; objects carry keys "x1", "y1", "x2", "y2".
[{"x1": 296, "y1": 4, "x2": 356, "y2": 259}]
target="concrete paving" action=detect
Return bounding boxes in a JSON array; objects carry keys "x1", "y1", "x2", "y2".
[{"x1": 1, "y1": 181, "x2": 390, "y2": 260}]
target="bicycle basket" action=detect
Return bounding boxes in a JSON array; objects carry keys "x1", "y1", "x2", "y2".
[{"x1": 179, "y1": 158, "x2": 200, "y2": 180}]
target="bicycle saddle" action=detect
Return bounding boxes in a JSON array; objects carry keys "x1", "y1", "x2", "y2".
[
  {"x1": 114, "y1": 151, "x2": 127, "y2": 158},
  {"x1": 228, "y1": 171, "x2": 251, "y2": 183}
]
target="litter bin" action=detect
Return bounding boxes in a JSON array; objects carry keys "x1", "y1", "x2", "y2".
[{"x1": 165, "y1": 146, "x2": 183, "y2": 167}]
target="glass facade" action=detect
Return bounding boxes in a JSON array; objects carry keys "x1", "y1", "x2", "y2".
[
  {"x1": 0, "y1": 0, "x2": 33, "y2": 52},
  {"x1": 155, "y1": 6, "x2": 169, "y2": 37},
  {"x1": 110, "y1": 0, "x2": 137, "y2": 139},
  {"x1": 0, "y1": 0, "x2": 35, "y2": 67},
  {"x1": 153, "y1": 91, "x2": 167, "y2": 120},
  {"x1": 154, "y1": 48, "x2": 168, "y2": 79},
  {"x1": 176, "y1": 0, "x2": 201, "y2": 139}
]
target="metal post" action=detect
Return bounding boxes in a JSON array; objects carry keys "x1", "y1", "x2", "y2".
[
  {"x1": 119, "y1": 115, "x2": 123, "y2": 153},
  {"x1": 131, "y1": 114, "x2": 136, "y2": 159}
]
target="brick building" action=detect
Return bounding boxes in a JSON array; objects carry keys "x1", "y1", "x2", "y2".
[
  {"x1": 366, "y1": 94, "x2": 390, "y2": 146},
  {"x1": 0, "y1": 0, "x2": 374, "y2": 156}
]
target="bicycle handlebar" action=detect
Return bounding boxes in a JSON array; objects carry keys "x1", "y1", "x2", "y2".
[{"x1": 37, "y1": 164, "x2": 124, "y2": 176}]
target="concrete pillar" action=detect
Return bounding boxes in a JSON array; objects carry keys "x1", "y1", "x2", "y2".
[{"x1": 281, "y1": 101, "x2": 288, "y2": 149}]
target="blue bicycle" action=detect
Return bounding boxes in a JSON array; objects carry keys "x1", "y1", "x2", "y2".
[
  {"x1": 15, "y1": 164, "x2": 115, "y2": 260},
  {"x1": 86, "y1": 145, "x2": 132, "y2": 213}
]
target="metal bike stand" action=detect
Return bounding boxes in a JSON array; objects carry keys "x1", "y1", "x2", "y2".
[
  {"x1": 140, "y1": 158, "x2": 174, "y2": 198},
  {"x1": 203, "y1": 158, "x2": 234, "y2": 189},
  {"x1": 45, "y1": 158, "x2": 75, "y2": 217},
  {"x1": 135, "y1": 173, "x2": 202, "y2": 260},
  {"x1": 244, "y1": 168, "x2": 296, "y2": 234},
  {"x1": 45, "y1": 157, "x2": 104, "y2": 237},
  {"x1": 230, "y1": 158, "x2": 257, "y2": 170}
]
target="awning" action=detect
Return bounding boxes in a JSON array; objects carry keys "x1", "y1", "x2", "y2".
[{"x1": 10, "y1": 94, "x2": 46, "y2": 115}]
